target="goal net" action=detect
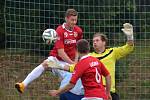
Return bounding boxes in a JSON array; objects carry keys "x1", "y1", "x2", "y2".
[{"x1": 3, "y1": 0, "x2": 150, "y2": 100}]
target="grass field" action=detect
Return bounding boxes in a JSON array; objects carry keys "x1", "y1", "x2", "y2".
[{"x1": 0, "y1": 49, "x2": 60, "y2": 100}]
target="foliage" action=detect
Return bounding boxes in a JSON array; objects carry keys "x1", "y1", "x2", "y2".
[{"x1": 1, "y1": 0, "x2": 150, "y2": 54}]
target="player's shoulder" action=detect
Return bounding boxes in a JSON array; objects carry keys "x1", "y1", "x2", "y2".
[
  {"x1": 81, "y1": 56, "x2": 96, "y2": 63},
  {"x1": 56, "y1": 24, "x2": 63, "y2": 31},
  {"x1": 74, "y1": 25, "x2": 82, "y2": 33},
  {"x1": 89, "y1": 52, "x2": 101, "y2": 58},
  {"x1": 86, "y1": 56, "x2": 101, "y2": 66},
  {"x1": 78, "y1": 55, "x2": 91, "y2": 63},
  {"x1": 90, "y1": 56, "x2": 101, "y2": 62},
  {"x1": 106, "y1": 47, "x2": 114, "y2": 51},
  {"x1": 109, "y1": 45, "x2": 123, "y2": 51},
  {"x1": 104, "y1": 48, "x2": 115, "y2": 55},
  {"x1": 55, "y1": 24, "x2": 65, "y2": 36},
  {"x1": 89, "y1": 48, "x2": 114, "y2": 57}
]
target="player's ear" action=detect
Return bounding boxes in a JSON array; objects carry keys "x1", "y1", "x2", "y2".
[
  {"x1": 65, "y1": 17, "x2": 67, "y2": 22},
  {"x1": 103, "y1": 41, "x2": 106, "y2": 47}
]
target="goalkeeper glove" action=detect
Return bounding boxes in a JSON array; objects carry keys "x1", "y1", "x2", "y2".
[
  {"x1": 121, "y1": 23, "x2": 134, "y2": 40},
  {"x1": 47, "y1": 58, "x2": 65, "y2": 70},
  {"x1": 68, "y1": 64, "x2": 75, "y2": 73}
]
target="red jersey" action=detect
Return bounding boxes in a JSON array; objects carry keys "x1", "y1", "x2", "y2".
[
  {"x1": 50, "y1": 23, "x2": 83, "y2": 61},
  {"x1": 70, "y1": 55, "x2": 109, "y2": 99}
]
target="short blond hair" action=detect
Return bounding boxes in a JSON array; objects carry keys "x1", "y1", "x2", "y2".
[{"x1": 65, "y1": 9, "x2": 78, "y2": 17}]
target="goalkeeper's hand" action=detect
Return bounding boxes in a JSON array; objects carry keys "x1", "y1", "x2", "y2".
[
  {"x1": 47, "y1": 58, "x2": 64, "y2": 70},
  {"x1": 121, "y1": 23, "x2": 134, "y2": 40}
]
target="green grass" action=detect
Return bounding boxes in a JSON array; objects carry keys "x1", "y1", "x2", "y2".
[{"x1": 0, "y1": 49, "x2": 59, "y2": 100}]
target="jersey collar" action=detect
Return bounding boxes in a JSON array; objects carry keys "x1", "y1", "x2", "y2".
[
  {"x1": 80, "y1": 55, "x2": 90, "y2": 60},
  {"x1": 62, "y1": 23, "x2": 73, "y2": 32},
  {"x1": 94, "y1": 49, "x2": 106, "y2": 54}
]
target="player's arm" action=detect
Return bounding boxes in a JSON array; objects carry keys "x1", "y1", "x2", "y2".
[
  {"x1": 74, "y1": 51, "x2": 79, "y2": 63},
  {"x1": 55, "y1": 28, "x2": 75, "y2": 64},
  {"x1": 58, "y1": 64, "x2": 74, "y2": 72},
  {"x1": 100, "y1": 62, "x2": 111, "y2": 99},
  {"x1": 47, "y1": 60, "x2": 75, "y2": 71},
  {"x1": 57, "y1": 49, "x2": 74, "y2": 64},
  {"x1": 113, "y1": 43, "x2": 134, "y2": 60},
  {"x1": 59, "y1": 64, "x2": 75, "y2": 72},
  {"x1": 105, "y1": 74, "x2": 111, "y2": 100},
  {"x1": 121, "y1": 23, "x2": 134, "y2": 46},
  {"x1": 114, "y1": 23, "x2": 135, "y2": 60},
  {"x1": 49, "y1": 63, "x2": 84, "y2": 97},
  {"x1": 74, "y1": 28, "x2": 83, "y2": 63},
  {"x1": 49, "y1": 83, "x2": 75, "y2": 96}
]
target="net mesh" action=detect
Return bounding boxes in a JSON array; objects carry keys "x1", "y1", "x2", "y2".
[{"x1": 3, "y1": 0, "x2": 150, "y2": 100}]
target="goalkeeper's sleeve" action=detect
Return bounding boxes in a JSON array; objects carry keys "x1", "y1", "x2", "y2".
[{"x1": 68, "y1": 64, "x2": 75, "y2": 73}]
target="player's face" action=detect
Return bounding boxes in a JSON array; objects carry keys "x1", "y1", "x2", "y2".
[
  {"x1": 93, "y1": 36, "x2": 105, "y2": 50},
  {"x1": 66, "y1": 16, "x2": 77, "y2": 28}
]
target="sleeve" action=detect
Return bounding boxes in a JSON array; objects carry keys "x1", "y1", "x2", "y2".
[
  {"x1": 70, "y1": 62, "x2": 86, "y2": 85},
  {"x1": 55, "y1": 26, "x2": 64, "y2": 49},
  {"x1": 113, "y1": 43, "x2": 134, "y2": 60},
  {"x1": 99, "y1": 62, "x2": 110, "y2": 77},
  {"x1": 69, "y1": 64, "x2": 76, "y2": 73}
]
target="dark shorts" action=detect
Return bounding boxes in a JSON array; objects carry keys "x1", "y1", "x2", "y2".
[
  {"x1": 60, "y1": 91, "x2": 84, "y2": 100},
  {"x1": 111, "y1": 92, "x2": 120, "y2": 100}
]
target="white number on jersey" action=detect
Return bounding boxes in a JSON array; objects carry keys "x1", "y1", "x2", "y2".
[{"x1": 95, "y1": 67, "x2": 101, "y2": 83}]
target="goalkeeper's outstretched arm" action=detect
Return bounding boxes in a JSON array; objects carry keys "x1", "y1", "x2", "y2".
[
  {"x1": 57, "y1": 64, "x2": 75, "y2": 73},
  {"x1": 121, "y1": 23, "x2": 134, "y2": 46},
  {"x1": 46, "y1": 58, "x2": 75, "y2": 73}
]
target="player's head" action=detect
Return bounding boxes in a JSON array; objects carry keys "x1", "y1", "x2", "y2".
[
  {"x1": 65, "y1": 9, "x2": 78, "y2": 28},
  {"x1": 77, "y1": 39, "x2": 90, "y2": 54},
  {"x1": 93, "y1": 33, "x2": 108, "y2": 51}
]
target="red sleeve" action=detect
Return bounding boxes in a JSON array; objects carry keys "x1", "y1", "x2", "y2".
[
  {"x1": 70, "y1": 61, "x2": 86, "y2": 84},
  {"x1": 55, "y1": 26, "x2": 64, "y2": 49},
  {"x1": 99, "y1": 62, "x2": 110, "y2": 77}
]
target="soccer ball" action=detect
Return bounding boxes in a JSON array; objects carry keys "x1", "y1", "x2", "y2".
[{"x1": 42, "y1": 29, "x2": 57, "y2": 44}]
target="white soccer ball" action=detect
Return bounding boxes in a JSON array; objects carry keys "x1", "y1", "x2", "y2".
[{"x1": 42, "y1": 29, "x2": 57, "y2": 44}]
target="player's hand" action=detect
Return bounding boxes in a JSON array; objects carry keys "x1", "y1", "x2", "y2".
[
  {"x1": 121, "y1": 23, "x2": 134, "y2": 41},
  {"x1": 121, "y1": 23, "x2": 133, "y2": 36},
  {"x1": 106, "y1": 92, "x2": 112, "y2": 100},
  {"x1": 47, "y1": 60, "x2": 60, "y2": 68},
  {"x1": 48, "y1": 90, "x2": 59, "y2": 96},
  {"x1": 47, "y1": 58, "x2": 64, "y2": 70},
  {"x1": 108, "y1": 94, "x2": 112, "y2": 100},
  {"x1": 42, "y1": 60, "x2": 62, "y2": 69}
]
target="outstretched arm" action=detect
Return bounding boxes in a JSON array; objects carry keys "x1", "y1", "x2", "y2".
[
  {"x1": 113, "y1": 23, "x2": 134, "y2": 60},
  {"x1": 48, "y1": 83, "x2": 75, "y2": 96},
  {"x1": 46, "y1": 59, "x2": 75, "y2": 72}
]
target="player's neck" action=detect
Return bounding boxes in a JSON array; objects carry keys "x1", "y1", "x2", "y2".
[
  {"x1": 79, "y1": 53, "x2": 89, "y2": 60},
  {"x1": 65, "y1": 23, "x2": 73, "y2": 31},
  {"x1": 96, "y1": 47, "x2": 106, "y2": 54}
]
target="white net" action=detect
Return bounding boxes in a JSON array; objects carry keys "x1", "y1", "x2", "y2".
[{"x1": 3, "y1": 0, "x2": 150, "y2": 100}]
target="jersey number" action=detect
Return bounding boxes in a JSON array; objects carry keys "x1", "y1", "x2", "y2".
[{"x1": 95, "y1": 67, "x2": 101, "y2": 83}]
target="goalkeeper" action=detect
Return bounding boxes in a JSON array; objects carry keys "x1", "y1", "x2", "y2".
[{"x1": 53, "y1": 23, "x2": 134, "y2": 100}]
